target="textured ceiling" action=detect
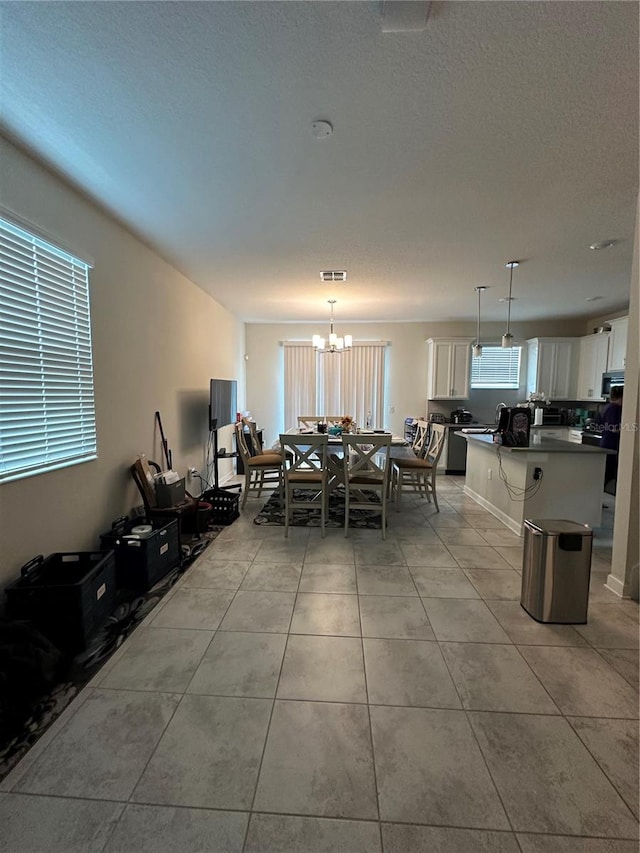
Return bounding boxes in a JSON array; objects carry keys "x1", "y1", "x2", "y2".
[{"x1": 1, "y1": 1, "x2": 638, "y2": 323}]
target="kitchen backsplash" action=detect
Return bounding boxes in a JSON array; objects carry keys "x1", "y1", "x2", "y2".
[{"x1": 426, "y1": 391, "x2": 602, "y2": 426}]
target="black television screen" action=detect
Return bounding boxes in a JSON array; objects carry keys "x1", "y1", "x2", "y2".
[{"x1": 209, "y1": 379, "x2": 237, "y2": 430}]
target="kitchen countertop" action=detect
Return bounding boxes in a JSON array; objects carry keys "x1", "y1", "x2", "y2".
[{"x1": 463, "y1": 433, "x2": 611, "y2": 453}]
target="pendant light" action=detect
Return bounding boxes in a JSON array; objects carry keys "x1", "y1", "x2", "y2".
[
  {"x1": 472, "y1": 286, "x2": 487, "y2": 358},
  {"x1": 312, "y1": 299, "x2": 353, "y2": 354},
  {"x1": 501, "y1": 261, "x2": 519, "y2": 348}
]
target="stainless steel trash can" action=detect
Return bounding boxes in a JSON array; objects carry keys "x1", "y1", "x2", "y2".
[{"x1": 521, "y1": 519, "x2": 593, "y2": 624}]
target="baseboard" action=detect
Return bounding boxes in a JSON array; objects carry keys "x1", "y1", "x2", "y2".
[
  {"x1": 604, "y1": 574, "x2": 625, "y2": 598},
  {"x1": 463, "y1": 486, "x2": 523, "y2": 536}
]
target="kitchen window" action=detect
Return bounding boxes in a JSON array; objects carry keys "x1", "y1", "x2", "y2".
[
  {"x1": 0, "y1": 216, "x2": 97, "y2": 483},
  {"x1": 471, "y1": 345, "x2": 522, "y2": 390}
]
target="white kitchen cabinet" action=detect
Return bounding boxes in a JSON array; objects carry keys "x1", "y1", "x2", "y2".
[
  {"x1": 576, "y1": 333, "x2": 609, "y2": 401},
  {"x1": 526, "y1": 338, "x2": 575, "y2": 400},
  {"x1": 426, "y1": 338, "x2": 473, "y2": 400},
  {"x1": 607, "y1": 316, "x2": 628, "y2": 370}
]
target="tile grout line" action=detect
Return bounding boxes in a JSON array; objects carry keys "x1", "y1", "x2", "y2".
[{"x1": 241, "y1": 530, "x2": 309, "y2": 853}]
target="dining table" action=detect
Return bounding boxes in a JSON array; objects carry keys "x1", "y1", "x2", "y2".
[{"x1": 284, "y1": 429, "x2": 410, "y2": 493}]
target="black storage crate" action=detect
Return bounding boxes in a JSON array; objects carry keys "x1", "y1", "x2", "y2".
[
  {"x1": 201, "y1": 489, "x2": 240, "y2": 525},
  {"x1": 5, "y1": 551, "x2": 117, "y2": 653},
  {"x1": 99, "y1": 516, "x2": 181, "y2": 591}
]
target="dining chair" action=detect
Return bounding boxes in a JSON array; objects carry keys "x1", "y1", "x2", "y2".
[
  {"x1": 235, "y1": 422, "x2": 283, "y2": 509},
  {"x1": 297, "y1": 416, "x2": 324, "y2": 431},
  {"x1": 279, "y1": 434, "x2": 329, "y2": 537},
  {"x1": 391, "y1": 422, "x2": 446, "y2": 511},
  {"x1": 244, "y1": 418, "x2": 264, "y2": 455},
  {"x1": 341, "y1": 434, "x2": 392, "y2": 539}
]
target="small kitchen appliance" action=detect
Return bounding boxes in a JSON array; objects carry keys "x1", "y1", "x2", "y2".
[{"x1": 450, "y1": 408, "x2": 473, "y2": 424}]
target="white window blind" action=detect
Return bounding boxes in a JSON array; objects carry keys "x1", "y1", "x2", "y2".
[
  {"x1": 0, "y1": 217, "x2": 97, "y2": 482},
  {"x1": 471, "y1": 346, "x2": 522, "y2": 389}
]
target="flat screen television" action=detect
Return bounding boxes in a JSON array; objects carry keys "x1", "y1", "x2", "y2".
[{"x1": 209, "y1": 379, "x2": 237, "y2": 430}]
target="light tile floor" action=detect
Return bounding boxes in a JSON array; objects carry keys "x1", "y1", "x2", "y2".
[{"x1": 1, "y1": 477, "x2": 638, "y2": 853}]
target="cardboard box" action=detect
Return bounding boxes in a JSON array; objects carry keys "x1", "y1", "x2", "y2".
[{"x1": 155, "y1": 477, "x2": 185, "y2": 507}]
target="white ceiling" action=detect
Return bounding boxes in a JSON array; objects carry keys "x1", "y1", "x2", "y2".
[{"x1": 1, "y1": 1, "x2": 638, "y2": 324}]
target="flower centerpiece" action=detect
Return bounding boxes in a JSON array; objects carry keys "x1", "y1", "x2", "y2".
[{"x1": 340, "y1": 415, "x2": 355, "y2": 433}]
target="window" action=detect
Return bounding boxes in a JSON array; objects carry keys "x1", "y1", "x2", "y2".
[
  {"x1": 471, "y1": 345, "x2": 522, "y2": 390},
  {"x1": 283, "y1": 343, "x2": 387, "y2": 431},
  {"x1": 0, "y1": 217, "x2": 97, "y2": 482}
]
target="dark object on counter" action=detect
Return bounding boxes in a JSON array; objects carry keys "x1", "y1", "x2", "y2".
[
  {"x1": 521, "y1": 519, "x2": 592, "y2": 624},
  {"x1": 494, "y1": 407, "x2": 531, "y2": 447},
  {"x1": 450, "y1": 408, "x2": 473, "y2": 424}
]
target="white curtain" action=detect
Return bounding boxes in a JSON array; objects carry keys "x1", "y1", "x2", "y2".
[
  {"x1": 283, "y1": 344, "x2": 317, "y2": 430},
  {"x1": 284, "y1": 342, "x2": 388, "y2": 430}
]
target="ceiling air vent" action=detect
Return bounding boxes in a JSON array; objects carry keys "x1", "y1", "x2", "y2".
[{"x1": 320, "y1": 270, "x2": 347, "y2": 282}]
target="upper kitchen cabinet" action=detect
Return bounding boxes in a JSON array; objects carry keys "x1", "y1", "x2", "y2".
[
  {"x1": 576, "y1": 332, "x2": 610, "y2": 401},
  {"x1": 526, "y1": 338, "x2": 576, "y2": 400},
  {"x1": 426, "y1": 338, "x2": 473, "y2": 400},
  {"x1": 607, "y1": 316, "x2": 628, "y2": 371}
]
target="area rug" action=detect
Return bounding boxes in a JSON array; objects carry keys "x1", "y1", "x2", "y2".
[
  {"x1": 0, "y1": 523, "x2": 225, "y2": 783},
  {"x1": 253, "y1": 488, "x2": 383, "y2": 529}
]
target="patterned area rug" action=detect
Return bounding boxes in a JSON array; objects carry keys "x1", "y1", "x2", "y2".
[
  {"x1": 0, "y1": 524, "x2": 224, "y2": 782},
  {"x1": 253, "y1": 488, "x2": 383, "y2": 529}
]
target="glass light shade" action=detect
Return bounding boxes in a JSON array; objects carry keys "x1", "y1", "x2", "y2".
[
  {"x1": 472, "y1": 342, "x2": 483, "y2": 358},
  {"x1": 335, "y1": 337, "x2": 344, "y2": 350},
  {"x1": 344, "y1": 334, "x2": 353, "y2": 348},
  {"x1": 313, "y1": 334, "x2": 325, "y2": 350},
  {"x1": 501, "y1": 333, "x2": 514, "y2": 348},
  {"x1": 329, "y1": 332, "x2": 338, "y2": 347}
]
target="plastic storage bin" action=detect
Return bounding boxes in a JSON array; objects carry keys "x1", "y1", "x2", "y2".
[
  {"x1": 5, "y1": 551, "x2": 117, "y2": 652},
  {"x1": 201, "y1": 489, "x2": 240, "y2": 525},
  {"x1": 521, "y1": 519, "x2": 593, "y2": 624},
  {"x1": 99, "y1": 516, "x2": 180, "y2": 590}
]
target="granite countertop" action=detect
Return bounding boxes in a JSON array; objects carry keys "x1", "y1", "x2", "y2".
[{"x1": 463, "y1": 433, "x2": 611, "y2": 454}]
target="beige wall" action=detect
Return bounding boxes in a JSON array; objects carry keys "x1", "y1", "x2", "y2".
[
  {"x1": 0, "y1": 138, "x2": 244, "y2": 584},
  {"x1": 245, "y1": 318, "x2": 588, "y2": 446}
]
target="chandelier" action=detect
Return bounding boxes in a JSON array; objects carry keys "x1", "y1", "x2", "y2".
[{"x1": 312, "y1": 299, "x2": 352, "y2": 353}]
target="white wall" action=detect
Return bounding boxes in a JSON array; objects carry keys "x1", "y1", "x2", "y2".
[
  {"x1": 245, "y1": 318, "x2": 588, "y2": 445},
  {"x1": 0, "y1": 138, "x2": 244, "y2": 583}
]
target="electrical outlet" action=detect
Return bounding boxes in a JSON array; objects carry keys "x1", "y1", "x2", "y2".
[
  {"x1": 533, "y1": 467, "x2": 543, "y2": 481},
  {"x1": 487, "y1": 468, "x2": 492, "y2": 480},
  {"x1": 188, "y1": 467, "x2": 198, "y2": 476}
]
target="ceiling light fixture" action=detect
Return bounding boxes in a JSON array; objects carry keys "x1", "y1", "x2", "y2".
[
  {"x1": 502, "y1": 261, "x2": 519, "y2": 348},
  {"x1": 472, "y1": 286, "x2": 487, "y2": 358},
  {"x1": 311, "y1": 120, "x2": 333, "y2": 139},
  {"x1": 312, "y1": 299, "x2": 352, "y2": 354},
  {"x1": 589, "y1": 240, "x2": 616, "y2": 251}
]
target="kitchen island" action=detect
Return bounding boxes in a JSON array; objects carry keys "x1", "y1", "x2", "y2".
[{"x1": 462, "y1": 433, "x2": 610, "y2": 536}]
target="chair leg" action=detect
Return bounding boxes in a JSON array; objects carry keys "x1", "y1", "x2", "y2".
[
  {"x1": 320, "y1": 485, "x2": 326, "y2": 538},
  {"x1": 344, "y1": 484, "x2": 350, "y2": 537},
  {"x1": 284, "y1": 482, "x2": 290, "y2": 538},
  {"x1": 394, "y1": 467, "x2": 402, "y2": 511},
  {"x1": 241, "y1": 469, "x2": 251, "y2": 508},
  {"x1": 431, "y1": 472, "x2": 439, "y2": 512},
  {"x1": 380, "y1": 485, "x2": 387, "y2": 540}
]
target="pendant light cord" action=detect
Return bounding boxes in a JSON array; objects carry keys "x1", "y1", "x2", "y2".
[{"x1": 506, "y1": 264, "x2": 513, "y2": 336}]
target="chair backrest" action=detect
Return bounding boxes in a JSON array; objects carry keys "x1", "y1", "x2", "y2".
[
  {"x1": 297, "y1": 416, "x2": 324, "y2": 431},
  {"x1": 130, "y1": 455, "x2": 161, "y2": 510},
  {"x1": 425, "y1": 423, "x2": 446, "y2": 468},
  {"x1": 244, "y1": 419, "x2": 262, "y2": 455},
  {"x1": 341, "y1": 434, "x2": 391, "y2": 484},
  {"x1": 412, "y1": 420, "x2": 430, "y2": 458},
  {"x1": 235, "y1": 422, "x2": 252, "y2": 463},
  {"x1": 279, "y1": 434, "x2": 328, "y2": 476}
]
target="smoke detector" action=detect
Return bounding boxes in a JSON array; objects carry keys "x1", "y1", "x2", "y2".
[
  {"x1": 312, "y1": 120, "x2": 333, "y2": 139},
  {"x1": 320, "y1": 270, "x2": 347, "y2": 282}
]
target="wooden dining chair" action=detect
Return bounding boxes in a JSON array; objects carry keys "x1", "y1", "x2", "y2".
[
  {"x1": 341, "y1": 434, "x2": 392, "y2": 539},
  {"x1": 279, "y1": 434, "x2": 329, "y2": 537},
  {"x1": 391, "y1": 422, "x2": 446, "y2": 511},
  {"x1": 235, "y1": 422, "x2": 283, "y2": 509},
  {"x1": 297, "y1": 416, "x2": 324, "y2": 431}
]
